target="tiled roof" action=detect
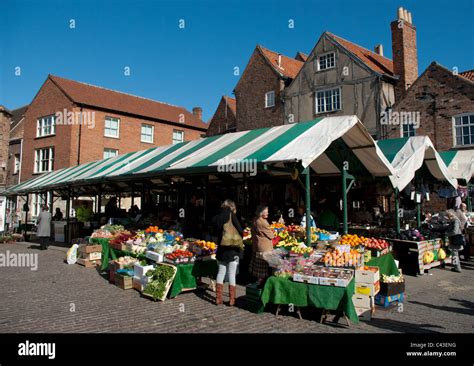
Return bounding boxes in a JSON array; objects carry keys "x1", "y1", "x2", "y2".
[
  {"x1": 295, "y1": 52, "x2": 308, "y2": 62},
  {"x1": 459, "y1": 69, "x2": 474, "y2": 82},
  {"x1": 48, "y1": 75, "x2": 207, "y2": 130},
  {"x1": 257, "y1": 46, "x2": 305, "y2": 79},
  {"x1": 223, "y1": 96, "x2": 236, "y2": 116},
  {"x1": 10, "y1": 105, "x2": 28, "y2": 131},
  {"x1": 327, "y1": 33, "x2": 395, "y2": 77}
]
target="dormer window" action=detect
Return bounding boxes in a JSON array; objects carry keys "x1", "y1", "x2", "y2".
[
  {"x1": 265, "y1": 91, "x2": 275, "y2": 108},
  {"x1": 317, "y1": 52, "x2": 336, "y2": 71}
]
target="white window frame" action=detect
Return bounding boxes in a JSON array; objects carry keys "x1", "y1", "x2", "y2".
[
  {"x1": 401, "y1": 122, "x2": 417, "y2": 138},
  {"x1": 452, "y1": 113, "x2": 474, "y2": 147},
  {"x1": 13, "y1": 154, "x2": 20, "y2": 174},
  {"x1": 172, "y1": 129, "x2": 184, "y2": 145},
  {"x1": 103, "y1": 148, "x2": 119, "y2": 159},
  {"x1": 141, "y1": 124, "x2": 154, "y2": 144},
  {"x1": 265, "y1": 91, "x2": 275, "y2": 108},
  {"x1": 36, "y1": 115, "x2": 56, "y2": 137},
  {"x1": 104, "y1": 117, "x2": 120, "y2": 138},
  {"x1": 317, "y1": 52, "x2": 336, "y2": 71},
  {"x1": 314, "y1": 87, "x2": 342, "y2": 114},
  {"x1": 34, "y1": 147, "x2": 54, "y2": 173}
]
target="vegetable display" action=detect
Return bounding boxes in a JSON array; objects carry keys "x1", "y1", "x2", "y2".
[{"x1": 143, "y1": 264, "x2": 176, "y2": 301}]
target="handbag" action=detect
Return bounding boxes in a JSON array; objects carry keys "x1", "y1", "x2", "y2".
[{"x1": 221, "y1": 213, "x2": 244, "y2": 250}]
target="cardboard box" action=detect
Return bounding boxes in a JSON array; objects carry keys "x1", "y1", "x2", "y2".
[
  {"x1": 355, "y1": 266, "x2": 380, "y2": 284},
  {"x1": 80, "y1": 251, "x2": 102, "y2": 261},
  {"x1": 132, "y1": 276, "x2": 146, "y2": 292},
  {"x1": 109, "y1": 242, "x2": 127, "y2": 251},
  {"x1": 77, "y1": 257, "x2": 101, "y2": 268},
  {"x1": 133, "y1": 263, "x2": 155, "y2": 279},
  {"x1": 375, "y1": 293, "x2": 404, "y2": 308},
  {"x1": 115, "y1": 274, "x2": 133, "y2": 290},
  {"x1": 380, "y1": 281, "x2": 405, "y2": 296},
  {"x1": 318, "y1": 276, "x2": 352, "y2": 288},
  {"x1": 352, "y1": 294, "x2": 374, "y2": 309},
  {"x1": 145, "y1": 251, "x2": 163, "y2": 263},
  {"x1": 78, "y1": 244, "x2": 102, "y2": 254},
  {"x1": 109, "y1": 269, "x2": 116, "y2": 284},
  {"x1": 293, "y1": 273, "x2": 319, "y2": 285},
  {"x1": 355, "y1": 306, "x2": 373, "y2": 321},
  {"x1": 356, "y1": 281, "x2": 380, "y2": 296}
]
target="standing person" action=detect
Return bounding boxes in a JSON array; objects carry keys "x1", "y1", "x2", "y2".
[
  {"x1": 37, "y1": 205, "x2": 52, "y2": 250},
  {"x1": 298, "y1": 205, "x2": 316, "y2": 228},
  {"x1": 446, "y1": 210, "x2": 464, "y2": 273},
  {"x1": 457, "y1": 203, "x2": 470, "y2": 261},
  {"x1": 212, "y1": 199, "x2": 244, "y2": 306},
  {"x1": 249, "y1": 206, "x2": 274, "y2": 287},
  {"x1": 52, "y1": 208, "x2": 63, "y2": 221}
]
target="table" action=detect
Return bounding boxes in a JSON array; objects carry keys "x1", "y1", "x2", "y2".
[
  {"x1": 260, "y1": 276, "x2": 359, "y2": 324},
  {"x1": 365, "y1": 252, "x2": 400, "y2": 276},
  {"x1": 169, "y1": 260, "x2": 218, "y2": 298}
]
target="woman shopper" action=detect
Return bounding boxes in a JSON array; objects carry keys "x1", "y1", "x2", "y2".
[
  {"x1": 249, "y1": 206, "x2": 274, "y2": 287},
  {"x1": 37, "y1": 205, "x2": 52, "y2": 250},
  {"x1": 212, "y1": 199, "x2": 244, "y2": 306},
  {"x1": 446, "y1": 209, "x2": 464, "y2": 273}
]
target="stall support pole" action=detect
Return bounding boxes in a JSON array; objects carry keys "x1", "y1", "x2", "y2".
[
  {"x1": 24, "y1": 194, "x2": 29, "y2": 237},
  {"x1": 341, "y1": 165, "x2": 354, "y2": 235},
  {"x1": 394, "y1": 188, "x2": 400, "y2": 234},
  {"x1": 304, "y1": 168, "x2": 311, "y2": 247},
  {"x1": 65, "y1": 190, "x2": 71, "y2": 243},
  {"x1": 131, "y1": 183, "x2": 135, "y2": 208},
  {"x1": 417, "y1": 202, "x2": 421, "y2": 229},
  {"x1": 467, "y1": 184, "x2": 472, "y2": 212}
]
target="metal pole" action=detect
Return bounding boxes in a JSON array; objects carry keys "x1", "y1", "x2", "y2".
[
  {"x1": 394, "y1": 187, "x2": 400, "y2": 234},
  {"x1": 66, "y1": 190, "x2": 71, "y2": 243},
  {"x1": 304, "y1": 168, "x2": 311, "y2": 246},
  {"x1": 467, "y1": 183, "x2": 472, "y2": 212},
  {"x1": 342, "y1": 167, "x2": 348, "y2": 235},
  {"x1": 24, "y1": 194, "x2": 29, "y2": 237},
  {"x1": 417, "y1": 201, "x2": 421, "y2": 229}
]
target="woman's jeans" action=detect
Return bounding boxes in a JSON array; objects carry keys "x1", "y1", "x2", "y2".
[{"x1": 217, "y1": 257, "x2": 239, "y2": 286}]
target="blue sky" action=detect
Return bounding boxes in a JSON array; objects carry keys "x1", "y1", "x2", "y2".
[{"x1": 1, "y1": 0, "x2": 473, "y2": 121}]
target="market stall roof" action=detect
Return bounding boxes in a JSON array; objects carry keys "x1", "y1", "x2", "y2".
[
  {"x1": 377, "y1": 136, "x2": 458, "y2": 190},
  {"x1": 8, "y1": 116, "x2": 395, "y2": 195},
  {"x1": 438, "y1": 150, "x2": 474, "y2": 183}
]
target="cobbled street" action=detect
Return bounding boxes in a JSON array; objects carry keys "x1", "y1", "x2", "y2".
[{"x1": 1, "y1": 242, "x2": 473, "y2": 333}]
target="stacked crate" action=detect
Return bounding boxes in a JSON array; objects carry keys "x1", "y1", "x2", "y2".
[
  {"x1": 77, "y1": 244, "x2": 102, "y2": 268},
  {"x1": 352, "y1": 266, "x2": 380, "y2": 321}
]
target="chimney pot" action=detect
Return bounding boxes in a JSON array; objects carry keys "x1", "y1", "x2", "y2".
[
  {"x1": 404, "y1": 9, "x2": 409, "y2": 22},
  {"x1": 192, "y1": 107, "x2": 203, "y2": 120},
  {"x1": 408, "y1": 12, "x2": 413, "y2": 24},
  {"x1": 374, "y1": 44, "x2": 384, "y2": 56},
  {"x1": 398, "y1": 7, "x2": 404, "y2": 20},
  {"x1": 278, "y1": 54, "x2": 282, "y2": 68}
]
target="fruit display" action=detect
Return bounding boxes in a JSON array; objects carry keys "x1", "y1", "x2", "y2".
[
  {"x1": 270, "y1": 222, "x2": 286, "y2": 232},
  {"x1": 91, "y1": 229, "x2": 114, "y2": 239},
  {"x1": 189, "y1": 240, "x2": 217, "y2": 255},
  {"x1": 339, "y1": 234, "x2": 366, "y2": 247},
  {"x1": 381, "y1": 273, "x2": 404, "y2": 283},
  {"x1": 287, "y1": 224, "x2": 303, "y2": 233},
  {"x1": 110, "y1": 231, "x2": 134, "y2": 245},
  {"x1": 289, "y1": 243, "x2": 313, "y2": 256},
  {"x1": 145, "y1": 226, "x2": 164, "y2": 234},
  {"x1": 362, "y1": 238, "x2": 389, "y2": 251},
  {"x1": 323, "y1": 248, "x2": 363, "y2": 267},
  {"x1": 116, "y1": 256, "x2": 139, "y2": 266},
  {"x1": 101, "y1": 224, "x2": 125, "y2": 234},
  {"x1": 164, "y1": 249, "x2": 195, "y2": 264}
]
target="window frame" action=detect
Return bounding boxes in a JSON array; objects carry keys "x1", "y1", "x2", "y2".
[
  {"x1": 103, "y1": 148, "x2": 119, "y2": 159},
  {"x1": 172, "y1": 129, "x2": 184, "y2": 145},
  {"x1": 13, "y1": 154, "x2": 20, "y2": 174},
  {"x1": 314, "y1": 87, "x2": 342, "y2": 114},
  {"x1": 140, "y1": 124, "x2": 154, "y2": 144},
  {"x1": 265, "y1": 91, "x2": 276, "y2": 108},
  {"x1": 452, "y1": 113, "x2": 474, "y2": 148},
  {"x1": 401, "y1": 122, "x2": 417, "y2": 138},
  {"x1": 104, "y1": 116, "x2": 120, "y2": 139},
  {"x1": 36, "y1": 115, "x2": 56, "y2": 138},
  {"x1": 34, "y1": 147, "x2": 54, "y2": 173},
  {"x1": 317, "y1": 51, "x2": 336, "y2": 71}
]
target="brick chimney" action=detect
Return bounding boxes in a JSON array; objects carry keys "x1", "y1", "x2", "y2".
[
  {"x1": 391, "y1": 6, "x2": 418, "y2": 100},
  {"x1": 192, "y1": 107, "x2": 202, "y2": 120}
]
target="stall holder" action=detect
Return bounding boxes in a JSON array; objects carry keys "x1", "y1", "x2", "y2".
[
  {"x1": 260, "y1": 276, "x2": 359, "y2": 324},
  {"x1": 385, "y1": 238, "x2": 451, "y2": 275}
]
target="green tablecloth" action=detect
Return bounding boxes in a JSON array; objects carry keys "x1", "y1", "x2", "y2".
[
  {"x1": 366, "y1": 252, "x2": 400, "y2": 276},
  {"x1": 261, "y1": 276, "x2": 359, "y2": 323},
  {"x1": 169, "y1": 260, "x2": 219, "y2": 298}
]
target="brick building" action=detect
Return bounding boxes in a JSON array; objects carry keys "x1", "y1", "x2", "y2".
[
  {"x1": 0, "y1": 106, "x2": 11, "y2": 189},
  {"x1": 13, "y1": 74, "x2": 208, "y2": 218},
  {"x1": 206, "y1": 96, "x2": 237, "y2": 136},
  {"x1": 387, "y1": 62, "x2": 474, "y2": 151}
]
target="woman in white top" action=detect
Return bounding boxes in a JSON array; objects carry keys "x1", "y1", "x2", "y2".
[{"x1": 37, "y1": 205, "x2": 52, "y2": 250}]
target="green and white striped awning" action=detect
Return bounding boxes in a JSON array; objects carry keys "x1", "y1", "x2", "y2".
[
  {"x1": 9, "y1": 116, "x2": 395, "y2": 194},
  {"x1": 377, "y1": 136, "x2": 458, "y2": 190},
  {"x1": 439, "y1": 150, "x2": 474, "y2": 183}
]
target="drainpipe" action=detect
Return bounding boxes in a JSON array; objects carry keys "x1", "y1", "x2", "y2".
[{"x1": 77, "y1": 105, "x2": 83, "y2": 165}]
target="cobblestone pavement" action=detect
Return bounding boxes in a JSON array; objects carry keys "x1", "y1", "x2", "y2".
[{"x1": 0, "y1": 242, "x2": 473, "y2": 333}]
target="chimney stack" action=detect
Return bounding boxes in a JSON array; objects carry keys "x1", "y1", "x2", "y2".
[
  {"x1": 391, "y1": 6, "x2": 418, "y2": 100},
  {"x1": 374, "y1": 44, "x2": 384, "y2": 56},
  {"x1": 277, "y1": 54, "x2": 282, "y2": 69},
  {"x1": 192, "y1": 107, "x2": 202, "y2": 120}
]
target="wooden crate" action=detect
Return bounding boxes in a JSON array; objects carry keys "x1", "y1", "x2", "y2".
[
  {"x1": 115, "y1": 274, "x2": 133, "y2": 290},
  {"x1": 76, "y1": 258, "x2": 101, "y2": 268},
  {"x1": 142, "y1": 263, "x2": 177, "y2": 301},
  {"x1": 78, "y1": 244, "x2": 102, "y2": 254}
]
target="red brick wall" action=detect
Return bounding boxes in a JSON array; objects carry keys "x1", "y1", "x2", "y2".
[
  {"x1": 21, "y1": 78, "x2": 75, "y2": 182},
  {"x1": 0, "y1": 111, "x2": 10, "y2": 187},
  {"x1": 235, "y1": 50, "x2": 285, "y2": 131},
  {"x1": 387, "y1": 63, "x2": 474, "y2": 151},
  {"x1": 206, "y1": 98, "x2": 237, "y2": 136}
]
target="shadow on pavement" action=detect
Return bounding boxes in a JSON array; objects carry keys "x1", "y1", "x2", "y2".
[{"x1": 408, "y1": 300, "x2": 474, "y2": 316}]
